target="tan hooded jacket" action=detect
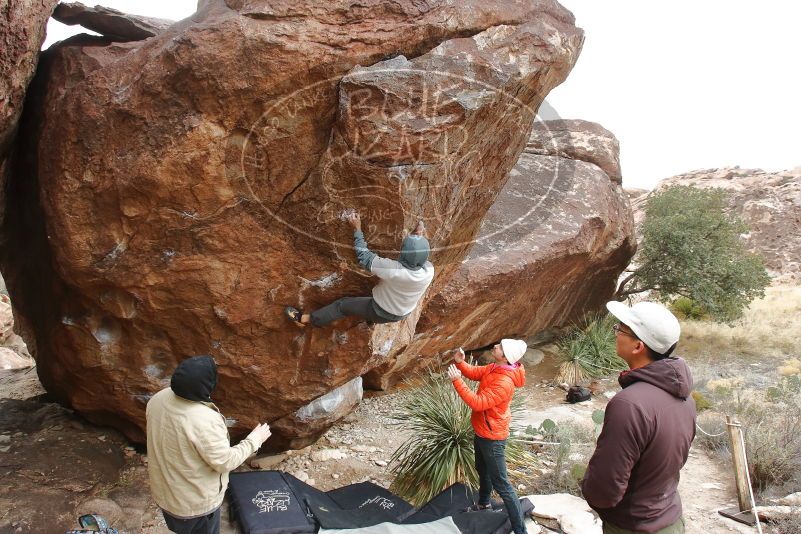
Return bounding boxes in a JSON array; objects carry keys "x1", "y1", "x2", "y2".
[{"x1": 146, "y1": 357, "x2": 259, "y2": 518}]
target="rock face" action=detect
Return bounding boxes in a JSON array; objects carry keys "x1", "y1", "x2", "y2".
[
  {"x1": 0, "y1": 0, "x2": 59, "y2": 156},
  {"x1": 633, "y1": 167, "x2": 801, "y2": 283},
  {"x1": 526, "y1": 119, "x2": 622, "y2": 183},
  {"x1": 267, "y1": 377, "x2": 363, "y2": 451},
  {"x1": 366, "y1": 120, "x2": 635, "y2": 388},
  {"x1": 0, "y1": 0, "x2": 59, "y2": 230},
  {"x1": 52, "y1": 2, "x2": 175, "y2": 42},
  {"x1": 1, "y1": 0, "x2": 585, "y2": 445}
]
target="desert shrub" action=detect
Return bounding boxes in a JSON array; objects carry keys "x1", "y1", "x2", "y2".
[
  {"x1": 695, "y1": 380, "x2": 801, "y2": 495},
  {"x1": 522, "y1": 419, "x2": 598, "y2": 496},
  {"x1": 778, "y1": 358, "x2": 801, "y2": 377},
  {"x1": 770, "y1": 511, "x2": 801, "y2": 534},
  {"x1": 389, "y1": 369, "x2": 535, "y2": 505},
  {"x1": 692, "y1": 390, "x2": 712, "y2": 411},
  {"x1": 555, "y1": 314, "x2": 627, "y2": 385},
  {"x1": 670, "y1": 297, "x2": 709, "y2": 320}
]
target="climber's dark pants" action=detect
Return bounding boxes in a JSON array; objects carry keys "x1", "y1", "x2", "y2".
[
  {"x1": 309, "y1": 297, "x2": 398, "y2": 327},
  {"x1": 162, "y1": 507, "x2": 220, "y2": 534}
]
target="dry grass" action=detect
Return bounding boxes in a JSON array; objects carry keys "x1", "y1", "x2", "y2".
[
  {"x1": 679, "y1": 284, "x2": 801, "y2": 361},
  {"x1": 682, "y1": 285, "x2": 801, "y2": 498}
]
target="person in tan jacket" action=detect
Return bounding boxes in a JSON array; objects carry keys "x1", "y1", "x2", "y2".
[{"x1": 146, "y1": 355, "x2": 271, "y2": 534}]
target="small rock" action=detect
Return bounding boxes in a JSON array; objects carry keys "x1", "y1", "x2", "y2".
[
  {"x1": 332, "y1": 473, "x2": 340, "y2": 479},
  {"x1": 0, "y1": 435, "x2": 10, "y2": 444},
  {"x1": 294, "y1": 471, "x2": 310, "y2": 483},
  {"x1": 351, "y1": 445, "x2": 379, "y2": 453},
  {"x1": 374, "y1": 459, "x2": 388, "y2": 467},
  {"x1": 250, "y1": 453, "x2": 289, "y2": 470},
  {"x1": 98, "y1": 435, "x2": 106, "y2": 442},
  {"x1": 310, "y1": 448, "x2": 347, "y2": 462},
  {"x1": 0, "y1": 446, "x2": 10, "y2": 453},
  {"x1": 777, "y1": 492, "x2": 801, "y2": 506}
]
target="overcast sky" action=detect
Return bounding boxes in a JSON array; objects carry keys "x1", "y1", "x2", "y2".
[{"x1": 43, "y1": 0, "x2": 801, "y2": 190}]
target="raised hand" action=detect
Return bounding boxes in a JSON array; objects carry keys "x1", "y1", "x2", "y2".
[
  {"x1": 447, "y1": 364, "x2": 462, "y2": 381},
  {"x1": 249, "y1": 423, "x2": 272, "y2": 446},
  {"x1": 347, "y1": 212, "x2": 362, "y2": 231}
]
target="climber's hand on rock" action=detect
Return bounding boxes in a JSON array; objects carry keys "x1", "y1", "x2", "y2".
[
  {"x1": 452, "y1": 348, "x2": 465, "y2": 364},
  {"x1": 412, "y1": 220, "x2": 426, "y2": 237},
  {"x1": 447, "y1": 364, "x2": 461, "y2": 381},
  {"x1": 249, "y1": 423, "x2": 272, "y2": 446},
  {"x1": 348, "y1": 212, "x2": 362, "y2": 231}
]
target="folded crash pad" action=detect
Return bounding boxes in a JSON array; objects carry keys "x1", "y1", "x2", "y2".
[{"x1": 228, "y1": 471, "x2": 316, "y2": 534}]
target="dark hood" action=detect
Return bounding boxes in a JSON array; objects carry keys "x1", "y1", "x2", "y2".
[
  {"x1": 619, "y1": 357, "x2": 693, "y2": 399},
  {"x1": 398, "y1": 235, "x2": 430, "y2": 270},
  {"x1": 171, "y1": 355, "x2": 217, "y2": 402}
]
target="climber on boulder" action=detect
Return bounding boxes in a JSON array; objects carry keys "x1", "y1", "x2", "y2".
[{"x1": 284, "y1": 212, "x2": 434, "y2": 327}]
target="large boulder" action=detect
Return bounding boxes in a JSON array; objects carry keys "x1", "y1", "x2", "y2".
[
  {"x1": 366, "y1": 120, "x2": 635, "y2": 388},
  {"x1": 633, "y1": 167, "x2": 801, "y2": 283},
  {"x1": 267, "y1": 377, "x2": 363, "y2": 451},
  {"x1": 52, "y1": 2, "x2": 175, "y2": 42},
  {"x1": 0, "y1": 0, "x2": 59, "y2": 231},
  {"x1": 1, "y1": 0, "x2": 584, "y2": 444},
  {"x1": 0, "y1": 0, "x2": 59, "y2": 157},
  {"x1": 527, "y1": 119, "x2": 622, "y2": 182}
]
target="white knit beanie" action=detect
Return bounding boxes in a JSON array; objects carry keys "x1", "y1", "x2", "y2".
[{"x1": 500, "y1": 339, "x2": 527, "y2": 365}]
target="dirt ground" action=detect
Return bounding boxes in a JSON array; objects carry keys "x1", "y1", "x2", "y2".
[{"x1": 0, "y1": 352, "x2": 770, "y2": 534}]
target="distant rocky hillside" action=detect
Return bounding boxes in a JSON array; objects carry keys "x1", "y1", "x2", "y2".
[{"x1": 629, "y1": 167, "x2": 801, "y2": 282}]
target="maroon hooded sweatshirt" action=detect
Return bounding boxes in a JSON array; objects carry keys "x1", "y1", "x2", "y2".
[{"x1": 581, "y1": 357, "x2": 696, "y2": 532}]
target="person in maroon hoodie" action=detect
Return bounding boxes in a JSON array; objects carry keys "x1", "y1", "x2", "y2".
[{"x1": 582, "y1": 301, "x2": 696, "y2": 534}]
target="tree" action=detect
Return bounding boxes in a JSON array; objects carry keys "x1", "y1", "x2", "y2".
[{"x1": 616, "y1": 185, "x2": 770, "y2": 322}]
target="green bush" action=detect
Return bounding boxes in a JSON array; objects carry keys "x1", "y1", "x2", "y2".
[
  {"x1": 616, "y1": 185, "x2": 770, "y2": 322},
  {"x1": 389, "y1": 369, "x2": 535, "y2": 505},
  {"x1": 555, "y1": 314, "x2": 627, "y2": 385},
  {"x1": 691, "y1": 390, "x2": 712, "y2": 411},
  {"x1": 670, "y1": 297, "x2": 709, "y2": 320}
]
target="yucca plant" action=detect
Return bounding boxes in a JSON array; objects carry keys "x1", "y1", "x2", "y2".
[
  {"x1": 390, "y1": 368, "x2": 535, "y2": 505},
  {"x1": 555, "y1": 314, "x2": 627, "y2": 385}
]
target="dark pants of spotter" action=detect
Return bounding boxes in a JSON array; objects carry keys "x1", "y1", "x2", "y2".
[
  {"x1": 309, "y1": 296, "x2": 396, "y2": 327},
  {"x1": 474, "y1": 436, "x2": 527, "y2": 534},
  {"x1": 162, "y1": 507, "x2": 221, "y2": 534}
]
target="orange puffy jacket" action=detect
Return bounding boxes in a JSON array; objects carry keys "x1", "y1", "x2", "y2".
[{"x1": 453, "y1": 360, "x2": 526, "y2": 440}]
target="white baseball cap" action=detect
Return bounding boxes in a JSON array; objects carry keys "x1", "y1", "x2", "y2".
[
  {"x1": 606, "y1": 301, "x2": 681, "y2": 355},
  {"x1": 500, "y1": 339, "x2": 527, "y2": 365}
]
